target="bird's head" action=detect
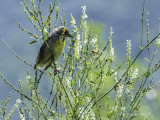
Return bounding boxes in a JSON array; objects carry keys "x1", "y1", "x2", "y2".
[{"x1": 54, "y1": 26, "x2": 73, "y2": 38}]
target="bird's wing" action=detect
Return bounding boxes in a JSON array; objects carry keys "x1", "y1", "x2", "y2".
[
  {"x1": 34, "y1": 42, "x2": 46, "y2": 69},
  {"x1": 34, "y1": 33, "x2": 59, "y2": 69}
]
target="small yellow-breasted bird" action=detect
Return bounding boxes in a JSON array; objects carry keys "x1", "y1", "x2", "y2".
[{"x1": 34, "y1": 26, "x2": 73, "y2": 69}]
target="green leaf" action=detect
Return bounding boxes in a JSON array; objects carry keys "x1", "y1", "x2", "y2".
[
  {"x1": 126, "y1": 116, "x2": 129, "y2": 119},
  {"x1": 139, "y1": 46, "x2": 144, "y2": 50},
  {"x1": 27, "y1": 40, "x2": 37, "y2": 45},
  {"x1": 106, "y1": 70, "x2": 111, "y2": 75},
  {"x1": 44, "y1": 20, "x2": 48, "y2": 27},
  {"x1": 88, "y1": 81, "x2": 96, "y2": 84},
  {"x1": 79, "y1": 101, "x2": 85, "y2": 105},
  {"x1": 146, "y1": 71, "x2": 151, "y2": 78},
  {"x1": 93, "y1": 72, "x2": 99, "y2": 76},
  {"x1": 127, "y1": 85, "x2": 134, "y2": 89},
  {"x1": 43, "y1": 28, "x2": 48, "y2": 37},
  {"x1": 153, "y1": 41, "x2": 158, "y2": 48},
  {"x1": 145, "y1": 58, "x2": 150, "y2": 63},
  {"x1": 108, "y1": 57, "x2": 113, "y2": 62}
]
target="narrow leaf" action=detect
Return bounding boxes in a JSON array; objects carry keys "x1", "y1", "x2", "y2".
[{"x1": 28, "y1": 40, "x2": 37, "y2": 45}]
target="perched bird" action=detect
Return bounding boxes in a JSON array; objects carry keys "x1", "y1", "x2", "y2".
[{"x1": 34, "y1": 26, "x2": 73, "y2": 70}]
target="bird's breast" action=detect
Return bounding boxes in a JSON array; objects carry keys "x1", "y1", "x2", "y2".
[{"x1": 49, "y1": 39, "x2": 65, "y2": 61}]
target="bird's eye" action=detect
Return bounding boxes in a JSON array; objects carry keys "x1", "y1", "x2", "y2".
[{"x1": 65, "y1": 30, "x2": 69, "y2": 35}]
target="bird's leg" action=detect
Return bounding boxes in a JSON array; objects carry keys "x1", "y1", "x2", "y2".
[
  {"x1": 50, "y1": 56, "x2": 59, "y2": 75},
  {"x1": 53, "y1": 61, "x2": 60, "y2": 75},
  {"x1": 44, "y1": 62, "x2": 52, "y2": 71},
  {"x1": 34, "y1": 57, "x2": 51, "y2": 90},
  {"x1": 43, "y1": 56, "x2": 54, "y2": 70}
]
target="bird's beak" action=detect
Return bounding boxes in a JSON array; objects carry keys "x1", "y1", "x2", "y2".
[{"x1": 68, "y1": 33, "x2": 73, "y2": 38}]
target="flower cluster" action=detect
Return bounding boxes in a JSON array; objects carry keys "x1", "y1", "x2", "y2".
[
  {"x1": 131, "y1": 68, "x2": 138, "y2": 79},
  {"x1": 117, "y1": 85, "x2": 124, "y2": 98},
  {"x1": 126, "y1": 40, "x2": 131, "y2": 58},
  {"x1": 81, "y1": 6, "x2": 88, "y2": 19}
]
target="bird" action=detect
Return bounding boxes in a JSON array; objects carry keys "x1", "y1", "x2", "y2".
[{"x1": 34, "y1": 26, "x2": 73, "y2": 70}]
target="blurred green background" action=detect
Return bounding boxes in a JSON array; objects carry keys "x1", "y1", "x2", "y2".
[{"x1": 1, "y1": 0, "x2": 160, "y2": 119}]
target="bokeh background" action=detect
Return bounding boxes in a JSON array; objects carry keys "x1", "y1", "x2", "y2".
[{"x1": 1, "y1": 0, "x2": 160, "y2": 119}]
